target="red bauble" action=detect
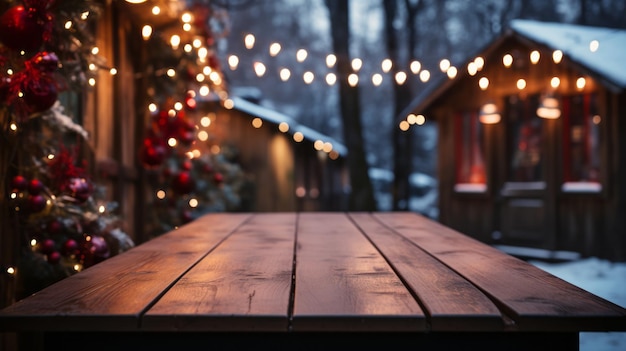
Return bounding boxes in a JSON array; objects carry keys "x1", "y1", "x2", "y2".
[
  {"x1": 0, "y1": 5, "x2": 51, "y2": 52},
  {"x1": 140, "y1": 143, "x2": 167, "y2": 168},
  {"x1": 181, "y1": 160, "x2": 192, "y2": 171},
  {"x1": 47, "y1": 251, "x2": 61, "y2": 264},
  {"x1": 62, "y1": 238, "x2": 79, "y2": 256},
  {"x1": 81, "y1": 235, "x2": 110, "y2": 267},
  {"x1": 213, "y1": 172, "x2": 224, "y2": 184},
  {"x1": 28, "y1": 178, "x2": 44, "y2": 195},
  {"x1": 21, "y1": 73, "x2": 58, "y2": 114},
  {"x1": 11, "y1": 175, "x2": 28, "y2": 191},
  {"x1": 46, "y1": 219, "x2": 64, "y2": 235},
  {"x1": 39, "y1": 238, "x2": 55, "y2": 254},
  {"x1": 171, "y1": 171, "x2": 195, "y2": 194},
  {"x1": 68, "y1": 178, "x2": 91, "y2": 203},
  {"x1": 28, "y1": 194, "x2": 47, "y2": 212}
]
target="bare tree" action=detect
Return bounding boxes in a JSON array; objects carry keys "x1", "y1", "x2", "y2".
[{"x1": 324, "y1": 0, "x2": 376, "y2": 211}]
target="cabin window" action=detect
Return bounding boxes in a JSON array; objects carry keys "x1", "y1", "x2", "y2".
[
  {"x1": 561, "y1": 93, "x2": 602, "y2": 192},
  {"x1": 506, "y1": 95, "x2": 543, "y2": 182},
  {"x1": 454, "y1": 111, "x2": 487, "y2": 192}
]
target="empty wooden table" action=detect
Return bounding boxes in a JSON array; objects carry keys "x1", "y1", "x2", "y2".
[{"x1": 1, "y1": 212, "x2": 625, "y2": 350}]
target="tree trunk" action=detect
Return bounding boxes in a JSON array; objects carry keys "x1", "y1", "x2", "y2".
[{"x1": 324, "y1": 0, "x2": 376, "y2": 211}]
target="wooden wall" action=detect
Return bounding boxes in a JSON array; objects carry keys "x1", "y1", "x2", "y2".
[{"x1": 430, "y1": 35, "x2": 625, "y2": 260}]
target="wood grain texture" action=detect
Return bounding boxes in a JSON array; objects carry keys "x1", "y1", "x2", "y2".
[
  {"x1": 143, "y1": 213, "x2": 296, "y2": 331},
  {"x1": 0, "y1": 213, "x2": 251, "y2": 332},
  {"x1": 349, "y1": 213, "x2": 504, "y2": 331},
  {"x1": 292, "y1": 213, "x2": 425, "y2": 331},
  {"x1": 373, "y1": 212, "x2": 626, "y2": 331}
]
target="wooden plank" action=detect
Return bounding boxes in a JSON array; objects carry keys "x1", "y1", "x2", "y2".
[
  {"x1": 292, "y1": 213, "x2": 425, "y2": 331},
  {"x1": 142, "y1": 213, "x2": 296, "y2": 331},
  {"x1": 0, "y1": 213, "x2": 251, "y2": 332},
  {"x1": 373, "y1": 212, "x2": 626, "y2": 332},
  {"x1": 348, "y1": 213, "x2": 504, "y2": 331}
]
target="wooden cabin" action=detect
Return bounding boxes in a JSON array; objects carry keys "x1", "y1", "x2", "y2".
[
  {"x1": 199, "y1": 96, "x2": 349, "y2": 212},
  {"x1": 401, "y1": 20, "x2": 626, "y2": 261}
]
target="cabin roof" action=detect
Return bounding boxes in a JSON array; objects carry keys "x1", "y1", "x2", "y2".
[
  {"x1": 400, "y1": 19, "x2": 626, "y2": 118},
  {"x1": 227, "y1": 97, "x2": 348, "y2": 157}
]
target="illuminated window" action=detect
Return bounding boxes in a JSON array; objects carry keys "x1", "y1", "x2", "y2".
[
  {"x1": 562, "y1": 94, "x2": 601, "y2": 186},
  {"x1": 454, "y1": 111, "x2": 486, "y2": 190}
]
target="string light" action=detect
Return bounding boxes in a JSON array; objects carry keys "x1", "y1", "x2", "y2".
[
  {"x1": 516, "y1": 78, "x2": 526, "y2": 90},
  {"x1": 576, "y1": 77, "x2": 586, "y2": 90},
  {"x1": 439, "y1": 59, "x2": 450, "y2": 72},
  {"x1": 296, "y1": 49, "x2": 308, "y2": 62},
  {"x1": 589, "y1": 40, "x2": 599, "y2": 52},
  {"x1": 228, "y1": 55, "x2": 239, "y2": 70},
  {"x1": 142, "y1": 25, "x2": 152, "y2": 40},
  {"x1": 254, "y1": 62, "x2": 266, "y2": 77},
  {"x1": 348, "y1": 73, "x2": 358, "y2": 87},
  {"x1": 474, "y1": 57, "x2": 485, "y2": 71},
  {"x1": 279, "y1": 122, "x2": 289, "y2": 132},
  {"x1": 325, "y1": 73, "x2": 337, "y2": 85},
  {"x1": 293, "y1": 132, "x2": 304, "y2": 142},
  {"x1": 553, "y1": 50, "x2": 563, "y2": 64},
  {"x1": 502, "y1": 53, "x2": 513, "y2": 68},
  {"x1": 419, "y1": 70, "x2": 430, "y2": 83},
  {"x1": 530, "y1": 50, "x2": 540, "y2": 64},
  {"x1": 467, "y1": 62, "x2": 478, "y2": 76},
  {"x1": 269, "y1": 42, "x2": 281, "y2": 56},
  {"x1": 326, "y1": 54, "x2": 337, "y2": 68},
  {"x1": 395, "y1": 71, "x2": 407, "y2": 85},
  {"x1": 303, "y1": 71, "x2": 314, "y2": 84},
  {"x1": 351, "y1": 58, "x2": 362, "y2": 71},
  {"x1": 381, "y1": 59, "x2": 392, "y2": 73},
  {"x1": 479, "y1": 77, "x2": 489, "y2": 90},
  {"x1": 410, "y1": 60, "x2": 421, "y2": 74},
  {"x1": 280, "y1": 68, "x2": 291, "y2": 81},
  {"x1": 550, "y1": 76, "x2": 560, "y2": 89},
  {"x1": 446, "y1": 66, "x2": 457, "y2": 79},
  {"x1": 372, "y1": 73, "x2": 383, "y2": 86},
  {"x1": 151, "y1": 6, "x2": 161, "y2": 15},
  {"x1": 244, "y1": 34, "x2": 255, "y2": 49}
]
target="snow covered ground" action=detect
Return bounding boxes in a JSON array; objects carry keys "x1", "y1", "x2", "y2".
[{"x1": 529, "y1": 258, "x2": 626, "y2": 351}]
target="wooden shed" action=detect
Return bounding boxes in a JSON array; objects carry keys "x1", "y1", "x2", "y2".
[
  {"x1": 199, "y1": 96, "x2": 349, "y2": 212},
  {"x1": 401, "y1": 20, "x2": 626, "y2": 261}
]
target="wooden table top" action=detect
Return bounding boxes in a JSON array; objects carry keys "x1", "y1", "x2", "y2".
[{"x1": 1, "y1": 212, "x2": 625, "y2": 333}]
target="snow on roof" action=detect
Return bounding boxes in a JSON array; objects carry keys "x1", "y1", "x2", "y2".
[
  {"x1": 510, "y1": 19, "x2": 626, "y2": 89},
  {"x1": 399, "y1": 20, "x2": 626, "y2": 118},
  {"x1": 229, "y1": 97, "x2": 348, "y2": 157}
]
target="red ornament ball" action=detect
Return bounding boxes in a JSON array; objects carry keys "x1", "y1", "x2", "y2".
[
  {"x1": 0, "y1": 5, "x2": 51, "y2": 52},
  {"x1": 81, "y1": 235, "x2": 110, "y2": 267},
  {"x1": 11, "y1": 175, "x2": 28, "y2": 191},
  {"x1": 68, "y1": 178, "x2": 91, "y2": 203},
  {"x1": 28, "y1": 194, "x2": 47, "y2": 212},
  {"x1": 213, "y1": 172, "x2": 224, "y2": 184},
  {"x1": 39, "y1": 238, "x2": 55, "y2": 254},
  {"x1": 62, "y1": 238, "x2": 79, "y2": 256},
  {"x1": 47, "y1": 251, "x2": 61, "y2": 264},
  {"x1": 171, "y1": 171, "x2": 195, "y2": 194},
  {"x1": 46, "y1": 219, "x2": 64, "y2": 235},
  {"x1": 21, "y1": 73, "x2": 58, "y2": 114},
  {"x1": 28, "y1": 178, "x2": 44, "y2": 195}
]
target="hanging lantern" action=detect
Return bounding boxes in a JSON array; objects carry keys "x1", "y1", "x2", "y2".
[
  {"x1": 537, "y1": 95, "x2": 561, "y2": 119},
  {"x1": 479, "y1": 103, "x2": 501, "y2": 124}
]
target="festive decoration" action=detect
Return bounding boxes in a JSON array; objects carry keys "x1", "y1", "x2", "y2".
[
  {"x1": 1, "y1": 0, "x2": 133, "y2": 300},
  {"x1": 0, "y1": 2, "x2": 53, "y2": 52}
]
